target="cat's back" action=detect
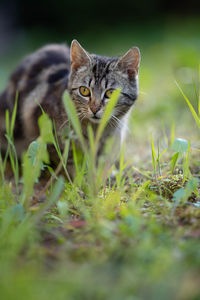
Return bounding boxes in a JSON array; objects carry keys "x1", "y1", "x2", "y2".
[
  {"x1": 4, "y1": 44, "x2": 70, "y2": 107},
  {"x1": 0, "y1": 44, "x2": 71, "y2": 153}
]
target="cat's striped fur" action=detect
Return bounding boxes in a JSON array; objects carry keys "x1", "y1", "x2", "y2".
[{"x1": 0, "y1": 40, "x2": 140, "y2": 176}]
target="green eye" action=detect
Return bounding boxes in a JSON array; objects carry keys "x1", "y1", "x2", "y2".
[
  {"x1": 105, "y1": 89, "x2": 114, "y2": 98},
  {"x1": 79, "y1": 86, "x2": 91, "y2": 97}
]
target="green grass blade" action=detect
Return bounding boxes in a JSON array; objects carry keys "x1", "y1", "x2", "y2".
[
  {"x1": 199, "y1": 64, "x2": 200, "y2": 117},
  {"x1": 72, "y1": 141, "x2": 80, "y2": 176},
  {"x1": 5, "y1": 134, "x2": 19, "y2": 182},
  {"x1": 63, "y1": 91, "x2": 87, "y2": 152},
  {"x1": 116, "y1": 145, "x2": 128, "y2": 188},
  {"x1": 10, "y1": 93, "x2": 18, "y2": 139},
  {"x1": 159, "y1": 148, "x2": 167, "y2": 158},
  {"x1": 4, "y1": 100, "x2": 19, "y2": 191},
  {"x1": 5, "y1": 110, "x2": 10, "y2": 136},
  {"x1": 151, "y1": 135, "x2": 157, "y2": 173},
  {"x1": 87, "y1": 125, "x2": 95, "y2": 158},
  {"x1": 95, "y1": 89, "x2": 121, "y2": 146},
  {"x1": 170, "y1": 122, "x2": 175, "y2": 146},
  {"x1": 183, "y1": 140, "x2": 191, "y2": 181},
  {"x1": 192, "y1": 78, "x2": 198, "y2": 104},
  {"x1": 175, "y1": 80, "x2": 200, "y2": 128},
  {"x1": 51, "y1": 122, "x2": 72, "y2": 182},
  {"x1": 170, "y1": 152, "x2": 179, "y2": 174},
  {"x1": 0, "y1": 151, "x2": 4, "y2": 182}
]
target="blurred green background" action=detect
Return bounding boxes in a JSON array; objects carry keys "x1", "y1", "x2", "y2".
[
  {"x1": 0, "y1": 0, "x2": 200, "y2": 160},
  {"x1": 0, "y1": 0, "x2": 200, "y2": 154}
]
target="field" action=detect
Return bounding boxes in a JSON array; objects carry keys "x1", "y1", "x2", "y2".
[{"x1": 0, "y1": 18, "x2": 200, "y2": 300}]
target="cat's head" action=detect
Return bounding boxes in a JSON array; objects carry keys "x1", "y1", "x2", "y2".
[{"x1": 68, "y1": 40, "x2": 140, "y2": 125}]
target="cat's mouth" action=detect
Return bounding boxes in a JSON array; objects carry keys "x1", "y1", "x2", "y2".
[{"x1": 89, "y1": 116, "x2": 101, "y2": 124}]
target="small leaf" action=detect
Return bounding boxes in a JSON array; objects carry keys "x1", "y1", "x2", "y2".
[
  {"x1": 194, "y1": 201, "x2": 200, "y2": 208},
  {"x1": 12, "y1": 204, "x2": 25, "y2": 221},
  {"x1": 27, "y1": 141, "x2": 40, "y2": 164},
  {"x1": 48, "y1": 176, "x2": 65, "y2": 204},
  {"x1": 172, "y1": 177, "x2": 199, "y2": 208},
  {"x1": 170, "y1": 152, "x2": 179, "y2": 174},
  {"x1": 38, "y1": 113, "x2": 54, "y2": 144},
  {"x1": 172, "y1": 138, "x2": 188, "y2": 154},
  {"x1": 57, "y1": 200, "x2": 68, "y2": 219},
  {"x1": 186, "y1": 177, "x2": 199, "y2": 193},
  {"x1": 172, "y1": 187, "x2": 185, "y2": 205}
]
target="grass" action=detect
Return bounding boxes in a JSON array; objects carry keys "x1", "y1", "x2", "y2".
[{"x1": 0, "y1": 20, "x2": 200, "y2": 299}]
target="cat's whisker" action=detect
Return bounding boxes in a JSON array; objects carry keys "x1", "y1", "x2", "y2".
[
  {"x1": 111, "y1": 115, "x2": 123, "y2": 128},
  {"x1": 59, "y1": 120, "x2": 69, "y2": 130},
  {"x1": 78, "y1": 112, "x2": 86, "y2": 122},
  {"x1": 110, "y1": 117, "x2": 119, "y2": 129},
  {"x1": 111, "y1": 114, "x2": 130, "y2": 133},
  {"x1": 108, "y1": 119, "x2": 116, "y2": 129},
  {"x1": 59, "y1": 112, "x2": 83, "y2": 130},
  {"x1": 115, "y1": 115, "x2": 130, "y2": 132},
  {"x1": 80, "y1": 115, "x2": 86, "y2": 123}
]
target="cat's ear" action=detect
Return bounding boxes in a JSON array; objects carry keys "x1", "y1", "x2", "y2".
[
  {"x1": 117, "y1": 47, "x2": 140, "y2": 78},
  {"x1": 70, "y1": 40, "x2": 91, "y2": 70}
]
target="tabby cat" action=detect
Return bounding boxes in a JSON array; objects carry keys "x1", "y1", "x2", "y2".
[{"x1": 0, "y1": 40, "x2": 140, "y2": 175}]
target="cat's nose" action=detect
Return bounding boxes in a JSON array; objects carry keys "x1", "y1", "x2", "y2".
[{"x1": 90, "y1": 103, "x2": 100, "y2": 114}]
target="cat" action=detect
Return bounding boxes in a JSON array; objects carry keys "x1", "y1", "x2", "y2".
[{"x1": 0, "y1": 40, "x2": 140, "y2": 177}]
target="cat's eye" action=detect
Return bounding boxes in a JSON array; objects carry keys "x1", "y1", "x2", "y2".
[
  {"x1": 105, "y1": 89, "x2": 114, "y2": 98},
  {"x1": 79, "y1": 86, "x2": 91, "y2": 97}
]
